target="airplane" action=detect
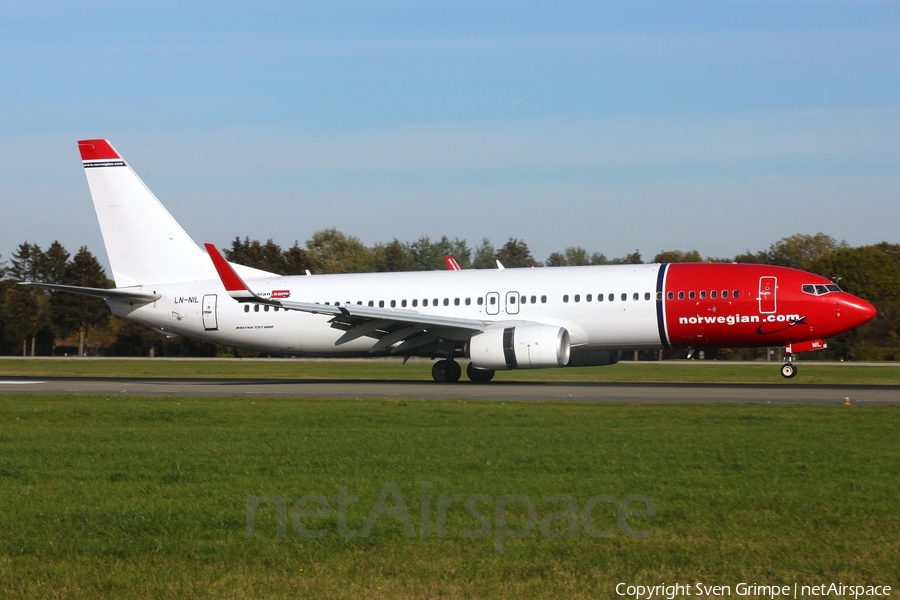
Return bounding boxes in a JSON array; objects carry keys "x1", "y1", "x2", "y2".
[{"x1": 23, "y1": 139, "x2": 877, "y2": 383}]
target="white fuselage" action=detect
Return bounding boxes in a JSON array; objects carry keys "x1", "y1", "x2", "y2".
[{"x1": 109, "y1": 264, "x2": 664, "y2": 356}]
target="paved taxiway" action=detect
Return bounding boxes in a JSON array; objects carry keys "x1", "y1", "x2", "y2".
[{"x1": 1, "y1": 377, "x2": 898, "y2": 404}]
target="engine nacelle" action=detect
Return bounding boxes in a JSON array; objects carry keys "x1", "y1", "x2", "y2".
[
  {"x1": 567, "y1": 349, "x2": 621, "y2": 367},
  {"x1": 469, "y1": 325, "x2": 571, "y2": 370}
]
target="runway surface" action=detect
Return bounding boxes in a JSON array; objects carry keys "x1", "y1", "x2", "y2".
[{"x1": 1, "y1": 377, "x2": 898, "y2": 404}]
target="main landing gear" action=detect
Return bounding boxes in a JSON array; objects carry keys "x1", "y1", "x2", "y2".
[
  {"x1": 431, "y1": 359, "x2": 462, "y2": 383},
  {"x1": 431, "y1": 360, "x2": 496, "y2": 383}
]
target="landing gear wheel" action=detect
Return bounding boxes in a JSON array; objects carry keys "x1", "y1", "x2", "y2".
[
  {"x1": 780, "y1": 362, "x2": 797, "y2": 378},
  {"x1": 432, "y1": 360, "x2": 461, "y2": 383},
  {"x1": 449, "y1": 360, "x2": 462, "y2": 382},
  {"x1": 466, "y1": 362, "x2": 496, "y2": 383},
  {"x1": 432, "y1": 360, "x2": 449, "y2": 383}
]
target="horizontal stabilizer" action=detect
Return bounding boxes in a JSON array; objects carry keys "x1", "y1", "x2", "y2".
[{"x1": 19, "y1": 282, "x2": 160, "y2": 302}]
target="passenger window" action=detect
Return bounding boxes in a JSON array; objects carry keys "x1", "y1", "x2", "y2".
[
  {"x1": 647, "y1": 292, "x2": 652, "y2": 301},
  {"x1": 700, "y1": 291, "x2": 706, "y2": 299},
  {"x1": 254, "y1": 305, "x2": 260, "y2": 312},
  {"x1": 531, "y1": 295, "x2": 537, "y2": 304},
  {"x1": 574, "y1": 294, "x2": 580, "y2": 302},
  {"x1": 609, "y1": 293, "x2": 614, "y2": 302},
  {"x1": 489, "y1": 296, "x2": 496, "y2": 305},
  {"x1": 733, "y1": 290, "x2": 740, "y2": 298},
  {"x1": 390, "y1": 300, "x2": 396, "y2": 308},
  {"x1": 478, "y1": 297, "x2": 483, "y2": 305},
  {"x1": 598, "y1": 294, "x2": 604, "y2": 302},
  {"x1": 454, "y1": 298, "x2": 460, "y2": 306},
  {"x1": 541, "y1": 295, "x2": 547, "y2": 303},
  {"x1": 563, "y1": 295, "x2": 569, "y2": 303},
  {"x1": 721, "y1": 290, "x2": 728, "y2": 299},
  {"x1": 678, "y1": 291, "x2": 684, "y2": 300},
  {"x1": 434, "y1": 298, "x2": 439, "y2": 306},
  {"x1": 379, "y1": 300, "x2": 385, "y2": 308},
  {"x1": 710, "y1": 290, "x2": 717, "y2": 299},
  {"x1": 510, "y1": 296, "x2": 516, "y2": 304},
  {"x1": 244, "y1": 305, "x2": 249, "y2": 312},
  {"x1": 689, "y1": 291, "x2": 695, "y2": 300},
  {"x1": 368, "y1": 300, "x2": 374, "y2": 307},
  {"x1": 667, "y1": 291, "x2": 674, "y2": 300},
  {"x1": 401, "y1": 300, "x2": 407, "y2": 307},
  {"x1": 621, "y1": 293, "x2": 627, "y2": 301},
  {"x1": 465, "y1": 297, "x2": 471, "y2": 305},
  {"x1": 633, "y1": 292, "x2": 639, "y2": 301},
  {"x1": 423, "y1": 299, "x2": 429, "y2": 307},
  {"x1": 521, "y1": 295, "x2": 526, "y2": 304},
  {"x1": 586, "y1": 294, "x2": 592, "y2": 302},
  {"x1": 265, "y1": 305, "x2": 271, "y2": 312},
  {"x1": 413, "y1": 299, "x2": 418, "y2": 307},
  {"x1": 443, "y1": 298, "x2": 449, "y2": 306}
]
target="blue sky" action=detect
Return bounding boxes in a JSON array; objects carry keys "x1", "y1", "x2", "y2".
[{"x1": 2, "y1": 1, "x2": 898, "y2": 270}]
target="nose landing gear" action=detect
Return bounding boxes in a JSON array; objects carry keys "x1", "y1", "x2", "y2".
[{"x1": 780, "y1": 361, "x2": 797, "y2": 378}]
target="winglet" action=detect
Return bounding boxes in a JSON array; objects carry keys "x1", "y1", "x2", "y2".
[
  {"x1": 204, "y1": 243, "x2": 259, "y2": 301},
  {"x1": 444, "y1": 256, "x2": 461, "y2": 271}
]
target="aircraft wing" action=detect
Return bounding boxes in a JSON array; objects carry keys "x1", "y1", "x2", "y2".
[
  {"x1": 204, "y1": 243, "x2": 487, "y2": 353},
  {"x1": 18, "y1": 282, "x2": 161, "y2": 302}
]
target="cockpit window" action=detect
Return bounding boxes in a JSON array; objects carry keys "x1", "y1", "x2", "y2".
[{"x1": 802, "y1": 283, "x2": 842, "y2": 296}]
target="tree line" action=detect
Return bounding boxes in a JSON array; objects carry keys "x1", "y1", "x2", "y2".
[{"x1": 1, "y1": 232, "x2": 898, "y2": 360}]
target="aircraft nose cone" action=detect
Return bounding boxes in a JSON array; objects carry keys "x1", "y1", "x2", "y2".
[{"x1": 845, "y1": 296, "x2": 877, "y2": 327}]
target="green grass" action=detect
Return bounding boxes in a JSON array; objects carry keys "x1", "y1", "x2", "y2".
[
  {"x1": 2, "y1": 358, "x2": 900, "y2": 384},
  {"x1": 0, "y1": 395, "x2": 897, "y2": 599}
]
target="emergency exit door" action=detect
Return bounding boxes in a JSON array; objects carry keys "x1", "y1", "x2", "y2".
[
  {"x1": 202, "y1": 294, "x2": 218, "y2": 330},
  {"x1": 505, "y1": 291, "x2": 520, "y2": 315},
  {"x1": 758, "y1": 277, "x2": 776, "y2": 314}
]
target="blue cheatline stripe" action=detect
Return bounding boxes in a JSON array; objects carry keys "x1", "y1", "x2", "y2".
[{"x1": 656, "y1": 264, "x2": 670, "y2": 349}]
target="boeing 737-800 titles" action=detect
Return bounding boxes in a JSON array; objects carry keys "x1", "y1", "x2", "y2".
[{"x1": 23, "y1": 140, "x2": 877, "y2": 382}]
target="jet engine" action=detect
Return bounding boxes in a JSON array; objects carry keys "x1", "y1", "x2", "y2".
[
  {"x1": 567, "y1": 349, "x2": 621, "y2": 367},
  {"x1": 469, "y1": 325, "x2": 570, "y2": 370}
]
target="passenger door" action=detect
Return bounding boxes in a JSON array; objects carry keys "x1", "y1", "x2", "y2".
[
  {"x1": 758, "y1": 277, "x2": 776, "y2": 314},
  {"x1": 202, "y1": 294, "x2": 218, "y2": 330}
]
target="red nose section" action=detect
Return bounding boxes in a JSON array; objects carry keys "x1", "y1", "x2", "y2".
[{"x1": 846, "y1": 296, "x2": 877, "y2": 328}]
